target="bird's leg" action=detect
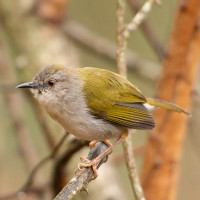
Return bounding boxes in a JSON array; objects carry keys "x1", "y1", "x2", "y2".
[
  {"x1": 89, "y1": 140, "x2": 98, "y2": 149},
  {"x1": 102, "y1": 140, "x2": 112, "y2": 148},
  {"x1": 89, "y1": 140, "x2": 112, "y2": 149},
  {"x1": 77, "y1": 132, "x2": 128, "y2": 178},
  {"x1": 89, "y1": 140, "x2": 113, "y2": 159}
]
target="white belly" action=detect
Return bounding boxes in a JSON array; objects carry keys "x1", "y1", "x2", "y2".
[
  {"x1": 46, "y1": 99, "x2": 124, "y2": 141},
  {"x1": 55, "y1": 108, "x2": 124, "y2": 141}
]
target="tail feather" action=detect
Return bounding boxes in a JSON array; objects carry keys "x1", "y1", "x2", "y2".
[{"x1": 146, "y1": 98, "x2": 190, "y2": 115}]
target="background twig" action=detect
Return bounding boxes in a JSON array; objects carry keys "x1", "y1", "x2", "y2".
[
  {"x1": 127, "y1": 0, "x2": 165, "y2": 58},
  {"x1": 0, "y1": 133, "x2": 68, "y2": 200}
]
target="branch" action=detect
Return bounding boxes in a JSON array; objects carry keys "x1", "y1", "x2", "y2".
[
  {"x1": 116, "y1": 0, "x2": 127, "y2": 77},
  {"x1": 122, "y1": 136, "x2": 145, "y2": 200},
  {"x1": 127, "y1": 0, "x2": 165, "y2": 58},
  {"x1": 53, "y1": 142, "x2": 109, "y2": 200},
  {"x1": 52, "y1": 139, "x2": 89, "y2": 195},
  {"x1": 141, "y1": 0, "x2": 200, "y2": 198},
  {"x1": 124, "y1": 0, "x2": 160, "y2": 39}
]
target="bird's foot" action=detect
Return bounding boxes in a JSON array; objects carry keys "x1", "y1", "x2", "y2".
[
  {"x1": 76, "y1": 156, "x2": 99, "y2": 179},
  {"x1": 75, "y1": 134, "x2": 128, "y2": 179}
]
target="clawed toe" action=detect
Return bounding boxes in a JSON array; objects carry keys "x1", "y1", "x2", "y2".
[
  {"x1": 75, "y1": 156, "x2": 99, "y2": 179},
  {"x1": 80, "y1": 156, "x2": 90, "y2": 163},
  {"x1": 75, "y1": 136, "x2": 127, "y2": 179}
]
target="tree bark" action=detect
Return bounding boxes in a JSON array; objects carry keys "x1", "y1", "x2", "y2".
[{"x1": 141, "y1": 0, "x2": 200, "y2": 200}]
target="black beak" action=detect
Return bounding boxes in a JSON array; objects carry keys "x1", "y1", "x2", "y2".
[{"x1": 16, "y1": 82, "x2": 37, "y2": 89}]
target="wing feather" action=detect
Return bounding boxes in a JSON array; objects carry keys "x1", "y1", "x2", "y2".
[
  {"x1": 77, "y1": 67, "x2": 155, "y2": 130},
  {"x1": 104, "y1": 103, "x2": 155, "y2": 129}
]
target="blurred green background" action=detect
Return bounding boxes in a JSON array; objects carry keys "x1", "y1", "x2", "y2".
[{"x1": 0, "y1": 0, "x2": 199, "y2": 199}]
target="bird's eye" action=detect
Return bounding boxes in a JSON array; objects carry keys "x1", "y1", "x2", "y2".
[{"x1": 47, "y1": 80, "x2": 55, "y2": 87}]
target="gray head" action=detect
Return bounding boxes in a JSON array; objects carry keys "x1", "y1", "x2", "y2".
[{"x1": 16, "y1": 64, "x2": 76, "y2": 106}]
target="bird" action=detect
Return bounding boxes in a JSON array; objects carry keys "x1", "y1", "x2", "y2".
[{"x1": 16, "y1": 64, "x2": 189, "y2": 177}]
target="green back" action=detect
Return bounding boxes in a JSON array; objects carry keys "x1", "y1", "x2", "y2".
[{"x1": 77, "y1": 67, "x2": 155, "y2": 130}]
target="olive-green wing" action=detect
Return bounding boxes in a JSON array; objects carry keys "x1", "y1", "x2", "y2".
[
  {"x1": 104, "y1": 103, "x2": 155, "y2": 129},
  {"x1": 77, "y1": 67, "x2": 155, "y2": 130}
]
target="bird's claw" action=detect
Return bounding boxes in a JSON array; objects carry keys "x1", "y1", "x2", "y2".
[
  {"x1": 80, "y1": 156, "x2": 90, "y2": 163},
  {"x1": 75, "y1": 156, "x2": 99, "y2": 179},
  {"x1": 75, "y1": 140, "x2": 114, "y2": 179}
]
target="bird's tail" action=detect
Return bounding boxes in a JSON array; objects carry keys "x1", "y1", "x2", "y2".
[{"x1": 146, "y1": 98, "x2": 190, "y2": 115}]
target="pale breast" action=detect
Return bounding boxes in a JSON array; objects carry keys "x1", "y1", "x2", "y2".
[{"x1": 47, "y1": 100, "x2": 124, "y2": 141}]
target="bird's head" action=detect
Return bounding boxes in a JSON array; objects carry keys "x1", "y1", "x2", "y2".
[{"x1": 16, "y1": 64, "x2": 74, "y2": 106}]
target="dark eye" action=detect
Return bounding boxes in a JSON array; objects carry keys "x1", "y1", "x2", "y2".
[{"x1": 47, "y1": 80, "x2": 55, "y2": 87}]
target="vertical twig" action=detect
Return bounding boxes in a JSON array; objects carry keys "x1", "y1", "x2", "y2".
[
  {"x1": 116, "y1": 0, "x2": 127, "y2": 77},
  {"x1": 116, "y1": 0, "x2": 157, "y2": 199},
  {"x1": 116, "y1": 1, "x2": 144, "y2": 199},
  {"x1": 122, "y1": 136, "x2": 145, "y2": 200}
]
